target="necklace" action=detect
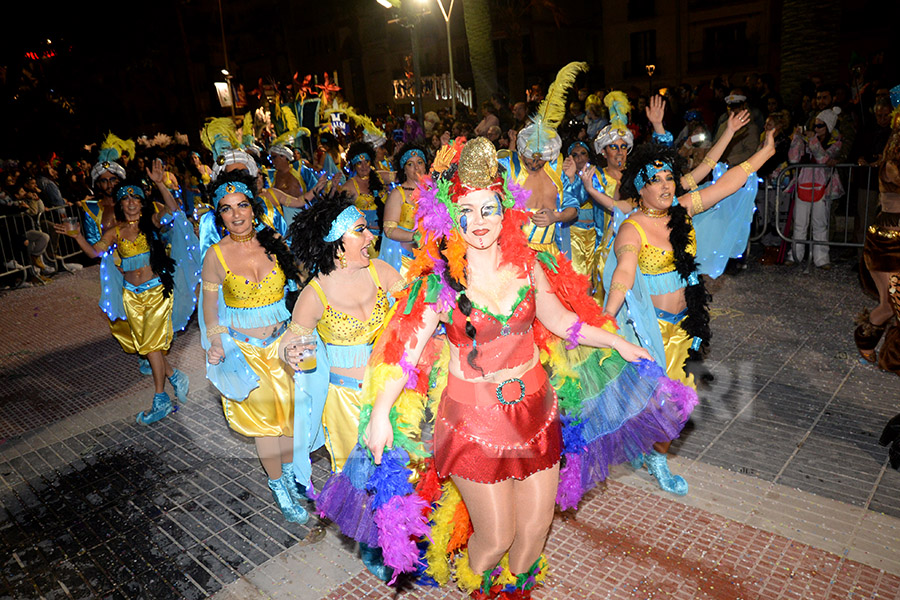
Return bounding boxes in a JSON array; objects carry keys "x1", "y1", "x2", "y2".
[
  {"x1": 229, "y1": 230, "x2": 256, "y2": 243},
  {"x1": 639, "y1": 203, "x2": 668, "y2": 218},
  {"x1": 127, "y1": 220, "x2": 139, "y2": 227}
]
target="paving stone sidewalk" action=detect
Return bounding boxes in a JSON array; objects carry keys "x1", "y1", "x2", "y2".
[{"x1": 0, "y1": 255, "x2": 897, "y2": 599}]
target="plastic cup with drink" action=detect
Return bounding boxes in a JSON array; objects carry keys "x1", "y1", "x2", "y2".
[
  {"x1": 64, "y1": 217, "x2": 80, "y2": 236},
  {"x1": 291, "y1": 334, "x2": 317, "y2": 372}
]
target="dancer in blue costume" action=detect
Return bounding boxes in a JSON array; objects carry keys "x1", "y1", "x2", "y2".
[
  {"x1": 380, "y1": 144, "x2": 428, "y2": 277},
  {"x1": 601, "y1": 122, "x2": 776, "y2": 495},
  {"x1": 60, "y1": 160, "x2": 200, "y2": 424},
  {"x1": 199, "y1": 170, "x2": 309, "y2": 524}
]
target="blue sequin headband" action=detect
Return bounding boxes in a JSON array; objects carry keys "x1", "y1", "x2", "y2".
[
  {"x1": 634, "y1": 160, "x2": 673, "y2": 193},
  {"x1": 212, "y1": 181, "x2": 254, "y2": 206},
  {"x1": 567, "y1": 141, "x2": 590, "y2": 156},
  {"x1": 350, "y1": 152, "x2": 372, "y2": 166},
  {"x1": 400, "y1": 148, "x2": 426, "y2": 168},
  {"x1": 115, "y1": 185, "x2": 145, "y2": 201},
  {"x1": 324, "y1": 206, "x2": 365, "y2": 242}
]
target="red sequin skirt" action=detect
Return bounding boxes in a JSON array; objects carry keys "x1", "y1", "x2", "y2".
[{"x1": 434, "y1": 364, "x2": 562, "y2": 483}]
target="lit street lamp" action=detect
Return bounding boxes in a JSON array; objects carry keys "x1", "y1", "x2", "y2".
[
  {"x1": 646, "y1": 64, "x2": 656, "y2": 96},
  {"x1": 435, "y1": 0, "x2": 457, "y2": 117},
  {"x1": 222, "y1": 69, "x2": 236, "y2": 118}
]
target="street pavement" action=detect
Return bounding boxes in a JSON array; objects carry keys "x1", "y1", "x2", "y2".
[{"x1": 0, "y1": 254, "x2": 897, "y2": 599}]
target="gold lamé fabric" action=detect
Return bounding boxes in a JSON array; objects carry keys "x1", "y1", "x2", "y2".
[
  {"x1": 322, "y1": 384, "x2": 364, "y2": 472},
  {"x1": 113, "y1": 285, "x2": 173, "y2": 355},
  {"x1": 659, "y1": 318, "x2": 696, "y2": 389},
  {"x1": 222, "y1": 331, "x2": 294, "y2": 437}
]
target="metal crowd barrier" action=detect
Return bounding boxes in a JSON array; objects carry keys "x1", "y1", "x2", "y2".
[
  {"x1": 751, "y1": 163, "x2": 877, "y2": 268},
  {"x1": 1, "y1": 204, "x2": 86, "y2": 289}
]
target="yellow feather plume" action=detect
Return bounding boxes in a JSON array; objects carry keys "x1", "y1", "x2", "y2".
[
  {"x1": 277, "y1": 104, "x2": 300, "y2": 134},
  {"x1": 453, "y1": 549, "x2": 483, "y2": 594},
  {"x1": 242, "y1": 112, "x2": 253, "y2": 138},
  {"x1": 199, "y1": 117, "x2": 240, "y2": 152},
  {"x1": 534, "y1": 61, "x2": 589, "y2": 133},
  {"x1": 101, "y1": 133, "x2": 136, "y2": 161}
]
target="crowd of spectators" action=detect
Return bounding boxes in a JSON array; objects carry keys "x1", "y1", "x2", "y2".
[{"x1": 2, "y1": 62, "x2": 895, "y2": 288}]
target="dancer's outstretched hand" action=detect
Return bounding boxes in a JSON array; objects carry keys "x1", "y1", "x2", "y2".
[
  {"x1": 364, "y1": 409, "x2": 393, "y2": 465},
  {"x1": 615, "y1": 338, "x2": 653, "y2": 363}
]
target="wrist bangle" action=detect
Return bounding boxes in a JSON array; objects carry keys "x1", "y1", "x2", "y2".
[
  {"x1": 202, "y1": 280, "x2": 220, "y2": 292},
  {"x1": 739, "y1": 161, "x2": 754, "y2": 176},
  {"x1": 691, "y1": 190, "x2": 704, "y2": 215},
  {"x1": 702, "y1": 156, "x2": 716, "y2": 169},
  {"x1": 288, "y1": 322, "x2": 314, "y2": 336},
  {"x1": 684, "y1": 172, "x2": 698, "y2": 191},
  {"x1": 207, "y1": 324, "x2": 227, "y2": 339}
]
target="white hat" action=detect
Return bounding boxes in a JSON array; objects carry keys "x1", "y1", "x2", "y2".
[
  {"x1": 816, "y1": 106, "x2": 841, "y2": 133},
  {"x1": 212, "y1": 149, "x2": 259, "y2": 178},
  {"x1": 593, "y1": 124, "x2": 634, "y2": 154},
  {"x1": 268, "y1": 144, "x2": 294, "y2": 161}
]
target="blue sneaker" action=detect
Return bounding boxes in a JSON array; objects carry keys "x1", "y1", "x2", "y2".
[
  {"x1": 168, "y1": 369, "x2": 189, "y2": 404},
  {"x1": 268, "y1": 478, "x2": 309, "y2": 524},
  {"x1": 136, "y1": 393, "x2": 176, "y2": 425},
  {"x1": 138, "y1": 358, "x2": 152, "y2": 376}
]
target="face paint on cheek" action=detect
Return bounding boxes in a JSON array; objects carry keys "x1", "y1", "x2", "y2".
[{"x1": 459, "y1": 214, "x2": 468, "y2": 234}]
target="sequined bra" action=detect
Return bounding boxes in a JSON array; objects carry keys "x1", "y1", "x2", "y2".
[
  {"x1": 116, "y1": 227, "x2": 151, "y2": 271},
  {"x1": 398, "y1": 187, "x2": 417, "y2": 230},
  {"x1": 310, "y1": 264, "x2": 389, "y2": 369},
  {"x1": 623, "y1": 218, "x2": 697, "y2": 295},
  {"x1": 212, "y1": 244, "x2": 290, "y2": 328},
  {"x1": 447, "y1": 281, "x2": 536, "y2": 378}
]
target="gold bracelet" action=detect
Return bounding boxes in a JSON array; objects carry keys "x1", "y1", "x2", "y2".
[
  {"x1": 202, "y1": 280, "x2": 220, "y2": 292},
  {"x1": 95, "y1": 239, "x2": 110, "y2": 252},
  {"x1": 206, "y1": 324, "x2": 227, "y2": 338},
  {"x1": 610, "y1": 281, "x2": 628, "y2": 294},
  {"x1": 288, "y1": 322, "x2": 314, "y2": 336},
  {"x1": 388, "y1": 279, "x2": 407, "y2": 297},
  {"x1": 702, "y1": 156, "x2": 716, "y2": 169},
  {"x1": 615, "y1": 244, "x2": 639, "y2": 257},
  {"x1": 739, "y1": 161, "x2": 754, "y2": 176},
  {"x1": 691, "y1": 190, "x2": 704, "y2": 215},
  {"x1": 684, "y1": 172, "x2": 698, "y2": 191}
]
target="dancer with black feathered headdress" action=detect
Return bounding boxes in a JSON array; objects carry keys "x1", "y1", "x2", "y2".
[
  {"x1": 603, "y1": 124, "x2": 776, "y2": 495},
  {"x1": 279, "y1": 190, "x2": 402, "y2": 580}
]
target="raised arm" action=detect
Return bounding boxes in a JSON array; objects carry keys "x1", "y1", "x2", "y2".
[
  {"x1": 683, "y1": 109, "x2": 749, "y2": 188},
  {"x1": 682, "y1": 128, "x2": 776, "y2": 215},
  {"x1": 147, "y1": 160, "x2": 180, "y2": 218},
  {"x1": 534, "y1": 263, "x2": 651, "y2": 362},
  {"x1": 646, "y1": 95, "x2": 667, "y2": 136},
  {"x1": 602, "y1": 222, "x2": 641, "y2": 318}
]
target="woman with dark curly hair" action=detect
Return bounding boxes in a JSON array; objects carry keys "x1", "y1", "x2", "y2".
[
  {"x1": 602, "y1": 128, "x2": 776, "y2": 495},
  {"x1": 199, "y1": 169, "x2": 307, "y2": 524},
  {"x1": 379, "y1": 143, "x2": 428, "y2": 276},
  {"x1": 60, "y1": 161, "x2": 199, "y2": 424},
  {"x1": 341, "y1": 141, "x2": 386, "y2": 252},
  {"x1": 279, "y1": 191, "x2": 401, "y2": 579}
]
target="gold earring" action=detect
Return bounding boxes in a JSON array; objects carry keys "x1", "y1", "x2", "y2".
[{"x1": 338, "y1": 251, "x2": 347, "y2": 268}]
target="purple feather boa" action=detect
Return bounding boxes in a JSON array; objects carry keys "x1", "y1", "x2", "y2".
[
  {"x1": 374, "y1": 494, "x2": 432, "y2": 583},
  {"x1": 417, "y1": 180, "x2": 453, "y2": 238},
  {"x1": 555, "y1": 452, "x2": 585, "y2": 510},
  {"x1": 315, "y1": 475, "x2": 379, "y2": 546},
  {"x1": 400, "y1": 351, "x2": 419, "y2": 390},
  {"x1": 566, "y1": 319, "x2": 585, "y2": 350}
]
